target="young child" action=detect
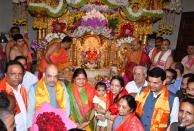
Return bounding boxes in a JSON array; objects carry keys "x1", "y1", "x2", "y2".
[{"x1": 93, "y1": 82, "x2": 110, "y2": 131}]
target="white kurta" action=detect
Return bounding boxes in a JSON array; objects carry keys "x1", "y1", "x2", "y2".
[{"x1": 12, "y1": 85, "x2": 27, "y2": 131}]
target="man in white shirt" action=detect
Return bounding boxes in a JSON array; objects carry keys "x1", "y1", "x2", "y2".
[
  {"x1": 125, "y1": 65, "x2": 148, "y2": 99},
  {"x1": 0, "y1": 61, "x2": 28, "y2": 131},
  {"x1": 15, "y1": 56, "x2": 38, "y2": 93}
]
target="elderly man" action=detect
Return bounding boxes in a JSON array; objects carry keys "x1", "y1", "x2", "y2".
[
  {"x1": 136, "y1": 67, "x2": 179, "y2": 131},
  {"x1": 181, "y1": 43, "x2": 194, "y2": 74},
  {"x1": 26, "y1": 64, "x2": 70, "y2": 128},
  {"x1": 125, "y1": 65, "x2": 148, "y2": 99},
  {"x1": 123, "y1": 38, "x2": 151, "y2": 84},
  {"x1": 0, "y1": 61, "x2": 28, "y2": 131},
  {"x1": 35, "y1": 64, "x2": 70, "y2": 115},
  {"x1": 28, "y1": 64, "x2": 70, "y2": 126}
]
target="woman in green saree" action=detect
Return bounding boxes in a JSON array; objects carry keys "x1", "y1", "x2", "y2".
[{"x1": 67, "y1": 68, "x2": 95, "y2": 131}]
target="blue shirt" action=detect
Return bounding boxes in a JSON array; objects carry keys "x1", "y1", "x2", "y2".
[{"x1": 47, "y1": 85, "x2": 58, "y2": 108}]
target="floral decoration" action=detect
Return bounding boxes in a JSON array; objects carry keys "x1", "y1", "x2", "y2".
[
  {"x1": 45, "y1": 33, "x2": 66, "y2": 42},
  {"x1": 119, "y1": 23, "x2": 134, "y2": 38},
  {"x1": 28, "y1": 0, "x2": 66, "y2": 18},
  {"x1": 80, "y1": 4, "x2": 115, "y2": 13},
  {"x1": 116, "y1": 36, "x2": 135, "y2": 47},
  {"x1": 66, "y1": 0, "x2": 87, "y2": 8},
  {"x1": 31, "y1": 40, "x2": 49, "y2": 51},
  {"x1": 36, "y1": 112, "x2": 67, "y2": 131},
  {"x1": 12, "y1": 18, "x2": 27, "y2": 26},
  {"x1": 72, "y1": 9, "x2": 113, "y2": 39},
  {"x1": 52, "y1": 19, "x2": 66, "y2": 33},
  {"x1": 101, "y1": 0, "x2": 129, "y2": 8},
  {"x1": 32, "y1": 20, "x2": 47, "y2": 30},
  {"x1": 122, "y1": 7, "x2": 164, "y2": 21}
]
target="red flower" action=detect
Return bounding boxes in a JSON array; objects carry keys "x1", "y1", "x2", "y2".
[
  {"x1": 119, "y1": 23, "x2": 134, "y2": 37},
  {"x1": 52, "y1": 19, "x2": 66, "y2": 33},
  {"x1": 36, "y1": 112, "x2": 67, "y2": 131}
]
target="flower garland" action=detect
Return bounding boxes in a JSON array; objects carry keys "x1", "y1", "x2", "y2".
[
  {"x1": 72, "y1": 9, "x2": 113, "y2": 39},
  {"x1": 12, "y1": 18, "x2": 27, "y2": 26},
  {"x1": 116, "y1": 36, "x2": 135, "y2": 47},
  {"x1": 32, "y1": 21, "x2": 47, "y2": 30},
  {"x1": 52, "y1": 20, "x2": 66, "y2": 33},
  {"x1": 80, "y1": 4, "x2": 115, "y2": 13},
  {"x1": 36, "y1": 112, "x2": 67, "y2": 131},
  {"x1": 45, "y1": 33, "x2": 66, "y2": 42},
  {"x1": 28, "y1": 0, "x2": 66, "y2": 18},
  {"x1": 101, "y1": 0, "x2": 129, "y2": 8},
  {"x1": 31, "y1": 40, "x2": 49, "y2": 51},
  {"x1": 122, "y1": 6, "x2": 164, "y2": 21},
  {"x1": 66, "y1": 0, "x2": 87, "y2": 8},
  {"x1": 72, "y1": 26, "x2": 113, "y2": 39}
]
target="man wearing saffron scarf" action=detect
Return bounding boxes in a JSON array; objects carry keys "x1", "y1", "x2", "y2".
[
  {"x1": 148, "y1": 37, "x2": 163, "y2": 62},
  {"x1": 123, "y1": 38, "x2": 151, "y2": 84},
  {"x1": 136, "y1": 67, "x2": 179, "y2": 131},
  {"x1": 35, "y1": 64, "x2": 70, "y2": 116},
  {"x1": 0, "y1": 61, "x2": 28, "y2": 131},
  {"x1": 181, "y1": 43, "x2": 194, "y2": 74}
]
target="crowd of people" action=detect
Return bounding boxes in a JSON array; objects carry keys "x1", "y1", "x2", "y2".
[{"x1": 0, "y1": 26, "x2": 194, "y2": 131}]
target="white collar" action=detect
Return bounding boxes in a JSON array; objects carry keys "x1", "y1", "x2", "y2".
[
  {"x1": 11, "y1": 84, "x2": 21, "y2": 94},
  {"x1": 153, "y1": 91, "x2": 161, "y2": 98}
]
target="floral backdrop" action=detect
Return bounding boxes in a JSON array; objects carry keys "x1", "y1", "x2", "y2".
[{"x1": 27, "y1": 0, "x2": 182, "y2": 48}]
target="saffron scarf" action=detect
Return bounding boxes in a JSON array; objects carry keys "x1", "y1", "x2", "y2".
[
  {"x1": 66, "y1": 82, "x2": 95, "y2": 131},
  {"x1": 0, "y1": 77, "x2": 28, "y2": 114},
  {"x1": 136, "y1": 86, "x2": 170, "y2": 131},
  {"x1": 36, "y1": 78, "x2": 66, "y2": 112}
]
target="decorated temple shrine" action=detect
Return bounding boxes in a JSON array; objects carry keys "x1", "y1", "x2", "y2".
[{"x1": 5, "y1": 0, "x2": 183, "y2": 82}]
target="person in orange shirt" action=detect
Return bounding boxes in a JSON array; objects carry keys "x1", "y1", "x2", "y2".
[
  {"x1": 123, "y1": 38, "x2": 151, "y2": 84},
  {"x1": 0, "y1": 61, "x2": 28, "y2": 131},
  {"x1": 39, "y1": 36, "x2": 73, "y2": 73}
]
